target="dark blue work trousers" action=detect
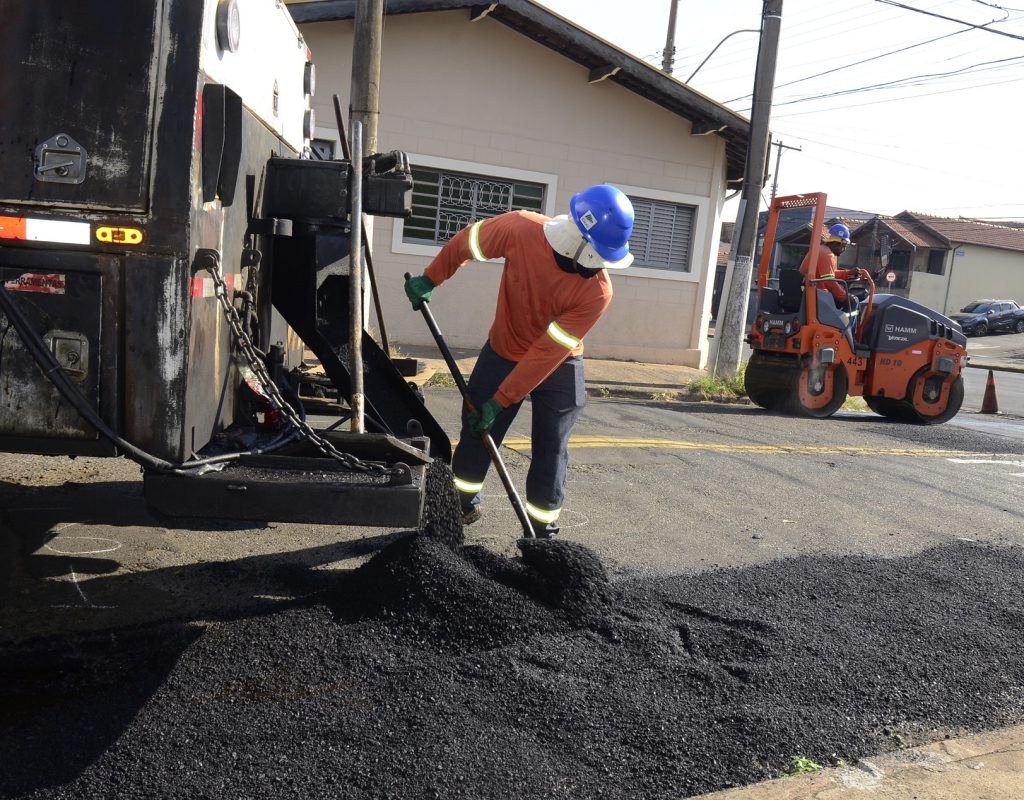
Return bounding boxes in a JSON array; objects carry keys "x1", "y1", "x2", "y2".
[{"x1": 452, "y1": 341, "x2": 586, "y2": 536}]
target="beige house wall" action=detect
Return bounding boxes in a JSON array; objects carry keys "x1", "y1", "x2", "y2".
[
  {"x1": 908, "y1": 271, "x2": 946, "y2": 313},
  {"x1": 908, "y1": 244, "x2": 1024, "y2": 315},
  {"x1": 300, "y1": 11, "x2": 730, "y2": 367}
]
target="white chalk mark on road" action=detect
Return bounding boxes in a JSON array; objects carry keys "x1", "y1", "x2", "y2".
[
  {"x1": 50, "y1": 564, "x2": 116, "y2": 610},
  {"x1": 947, "y1": 458, "x2": 1024, "y2": 477},
  {"x1": 43, "y1": 521, "x2": 123, "y2": 554}
]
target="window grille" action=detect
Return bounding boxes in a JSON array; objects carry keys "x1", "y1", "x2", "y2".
[
  {"x1": 627, "y1": 197, "x2": 696, "y2": 273},
  {"x1": 404, "y1": 167, "x2": 545, "y2": 245}
]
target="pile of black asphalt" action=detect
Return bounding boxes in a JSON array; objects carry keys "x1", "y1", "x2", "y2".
[{"x1": 3, "y1": 533, "x2": 1024, "y2": 799}]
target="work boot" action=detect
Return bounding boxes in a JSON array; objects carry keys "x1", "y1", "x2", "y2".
[
  {"x1": 531, "y1": 522, "x2": 559, "y2": 540},
  {"x1": 462, "y1": 507, "x2": 482, "y2": 526}
]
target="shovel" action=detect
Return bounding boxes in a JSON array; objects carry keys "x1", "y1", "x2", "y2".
[{"x1": 407, "y1": 274, "x2": 535, "y2": 539}]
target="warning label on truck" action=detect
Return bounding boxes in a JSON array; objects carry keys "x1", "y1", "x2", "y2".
[{"x1": 3, "y1": 273, "x2": 66, "y2": 294}]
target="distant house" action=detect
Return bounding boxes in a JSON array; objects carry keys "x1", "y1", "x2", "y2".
[
  {"x1": 849, "y1": 213, "x2": 1024, "y2": 315},
  {"x1": 287, "y1": 0, "x2": 749, "y2": 367}
]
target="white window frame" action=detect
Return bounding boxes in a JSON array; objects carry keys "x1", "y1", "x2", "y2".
[
  {"x1": 391, "y1": 153, "x2": 558, "y2": 258},
  {"x1": 614, "y1": 183, "x2": 710, "y2": 283}
]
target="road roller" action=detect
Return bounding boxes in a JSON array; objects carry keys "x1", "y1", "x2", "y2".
[{"x1": 744, "y1": 193, "x2": 967, "y2": 424}]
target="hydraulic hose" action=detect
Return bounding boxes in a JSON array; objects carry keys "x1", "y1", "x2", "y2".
[
  {"x1": 0, "y1": 280, "x2": 175, "y2": 471},
  {"x1": 0, "y1": 281, "x2": 298, "y2": 473}
]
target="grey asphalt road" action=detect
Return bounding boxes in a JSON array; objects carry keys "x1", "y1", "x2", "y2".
[
  {"x1": 963, "y1": 330, "x2": 1024, "y2": 415},
  {"x1": 3, "y1": 388, "x2": 1023, "y2": 799},
  {"x1": 422, "y1": 389, "x2": 1024, "y2": 575},
  {"x1": 963, "y1": 366, "x2": 1023, "y2": 415},
  {"x1": 3, "y1": 381, "x2": 1023, "y2": 644}
]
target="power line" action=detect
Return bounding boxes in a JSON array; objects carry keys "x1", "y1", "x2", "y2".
[
  {"x1": 872, "y1": 0, "x2": 1024, "y2": 38},
  {"x1": 768, "y1": 73, "x2": 1023, "y2": 116},
  {"x1": 766, "y1": 53, "x2": 1024, "y2": 108},
  {"x1": 685, "y1": 0, "x2": 971, "y2": 83},
  {"x1": 726, "y1": 28, "x2": 971, "y2": 103},
  {"x1": 966, "y1": 0, "x2": 1021, "y2": 16}
]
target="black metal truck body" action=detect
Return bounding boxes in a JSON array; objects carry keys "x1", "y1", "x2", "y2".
[
  {"x1": 0, "y1": 0, "x2": 450, "y2": 526},
  {"x1": 0, "y1": 0, "x2": 315, "y2": 460}
]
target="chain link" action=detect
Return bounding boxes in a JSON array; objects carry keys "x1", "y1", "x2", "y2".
[{"x1": 206, "y1": 256, "x2": 390, "y2": 477}]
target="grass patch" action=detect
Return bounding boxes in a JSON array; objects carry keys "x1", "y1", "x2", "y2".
[
  {"x1": 841, "y1": 395, "x2": 868, "y2": 412},
  {"x1": 781, "y1": 756, "x2": 823, "y2": 776},
  {"x1": 650, "y1": 390, "x2": 677, "y2": 402},
  {"x1": 685, "y1": 362, "x2": 747, "y2": 398},
  {"x1": 425, "y1": 372, "x2": 457, "y2": 389}
]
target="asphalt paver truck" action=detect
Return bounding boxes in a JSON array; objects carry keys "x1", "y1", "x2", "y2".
[
  {"x1": 744, "y1": 193, "x2": 967, "y2": 424},
  {"x1": 0, "y1": 0, "x2": 450, "y2": 527}
]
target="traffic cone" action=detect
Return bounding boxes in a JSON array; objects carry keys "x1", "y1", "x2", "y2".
[{"x1": 981, "y1": 369, "x2": 1000, "y2": 414}]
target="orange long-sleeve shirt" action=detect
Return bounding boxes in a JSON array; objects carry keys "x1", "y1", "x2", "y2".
[
  {"x1": 799, "y1": 246, "x2": 857, "y2": 304},
  {"x1": 423, "y1": 210, "x2": 612, "y2": 407}
]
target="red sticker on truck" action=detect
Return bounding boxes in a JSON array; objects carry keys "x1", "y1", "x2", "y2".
[{"x1": 3, "y1": 273, "x2": 66, "y2": 294}]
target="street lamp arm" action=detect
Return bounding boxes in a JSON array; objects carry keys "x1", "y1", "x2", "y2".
[{"x1": 686, "y1": 29, "x2": 760, "y2": 83}]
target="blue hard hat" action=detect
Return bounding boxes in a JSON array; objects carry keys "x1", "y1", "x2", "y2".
[
  {"x1": 825, "y1": 223, "x2": 851, "y2": 244},
  {"x1": 570, "y1": 185, "x2": 635, "y2": 264}
]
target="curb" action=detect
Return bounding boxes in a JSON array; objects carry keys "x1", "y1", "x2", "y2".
[
  {"x1": 693, "y1": 723, "x2": 1024, "y2": 799},
  {"x1": 967, "y1": 359, "x2": 1024, "y2": 375},
  {"x1": 586, "y1": 385, "x2": 750, "y2": 405}
]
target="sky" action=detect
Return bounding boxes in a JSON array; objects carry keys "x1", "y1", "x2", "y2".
[{"x1": 535, "y1": 0, "x2": 1024, "y2": 224}]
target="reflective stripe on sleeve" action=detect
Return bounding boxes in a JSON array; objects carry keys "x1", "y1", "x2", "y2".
[
  {"x1": 454, "y1": 475, "x2": 484, "y2": 494},
  {"x1": 468, "y1": 221, "x2": 487, "y2": 261},
  {"x1": 526, "y1": 502, "x2": 561, "y2": 524},
  {"x1": 546, "y1": 321, "x2": 580, "y2": 350}
]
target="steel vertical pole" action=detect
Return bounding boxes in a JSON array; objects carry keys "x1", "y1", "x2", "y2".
[{"x1": 349, "y1": 121, "x2": 365, "y2": 433}]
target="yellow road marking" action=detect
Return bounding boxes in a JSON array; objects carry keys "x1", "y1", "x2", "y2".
[{"x1": 498, "y1": 436, "x2": 979, "y2": 457}]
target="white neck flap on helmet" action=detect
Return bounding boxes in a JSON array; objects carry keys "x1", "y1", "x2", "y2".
[{"x1": 543, "y1": 216, "x2": 634, "y2": 270}]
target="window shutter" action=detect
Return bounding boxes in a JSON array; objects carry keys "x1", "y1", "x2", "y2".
[{"x1": 628, "y1": 197, "x2": 695, "y2": 272}]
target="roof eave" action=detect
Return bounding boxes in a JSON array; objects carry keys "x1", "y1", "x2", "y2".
[{"x1": 289, "y1": 0, "x2": 750, "y2": 182}]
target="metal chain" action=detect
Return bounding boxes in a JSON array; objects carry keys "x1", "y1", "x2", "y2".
[{"x1": 206, "y1": 260, "x2": 390, "y2": 476}]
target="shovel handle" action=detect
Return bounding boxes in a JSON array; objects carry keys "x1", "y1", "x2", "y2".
[{"x1": 407, "y1": 273, "x2": 535, "y2": 538}]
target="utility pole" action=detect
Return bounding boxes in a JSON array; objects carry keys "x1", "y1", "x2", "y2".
[
  {"x1": 350, "y1": 0, "x2": 384, "y2": 156},
  {"x1": 768, "y1": 139, "x2": 801, "y2": 201},
  {"x1": 661, "y1": 0, "x2": 680, "y2": 73},
  {"x1": 713, "y1": 0, "x2": 783, "y2": 380}
]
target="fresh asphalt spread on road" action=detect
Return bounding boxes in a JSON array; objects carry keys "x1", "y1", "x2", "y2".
[{"x1": 2, "y1": 390, "x2": 1023, "y2": 799}]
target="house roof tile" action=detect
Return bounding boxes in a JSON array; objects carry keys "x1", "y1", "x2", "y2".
[
  {"x1": 903, "y1": 212, "x2": 1024, "y2": 253},
  {"x1": 849, "y1": 217, "x2": 946, "y2": 249}
]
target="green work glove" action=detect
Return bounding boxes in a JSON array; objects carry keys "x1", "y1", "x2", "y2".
[
  {"x1": 404, "y1": 274, "x2": 435, "y2": 310},
  {"x1": 468, "y1": 397, "x2": 503, "y2": 435}
]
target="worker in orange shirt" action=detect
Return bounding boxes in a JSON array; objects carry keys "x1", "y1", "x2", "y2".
[
  {"x1": 404, "y1": 185, "x2": 634, "y2": 539},
  {"x1": 800, "y1": 223, "x2": 860, "y2": 312}
]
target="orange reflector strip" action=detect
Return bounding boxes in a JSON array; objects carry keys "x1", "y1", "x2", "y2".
[
  {"x1": 0, "y1": 216, "x2": 27, "y2": 239},
  {"x1": 96, "y1": 226, "x2": 144, "y2": 245},
  {"x1": 0, "y1": 216, "x2": 90, "y2": 244}
]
